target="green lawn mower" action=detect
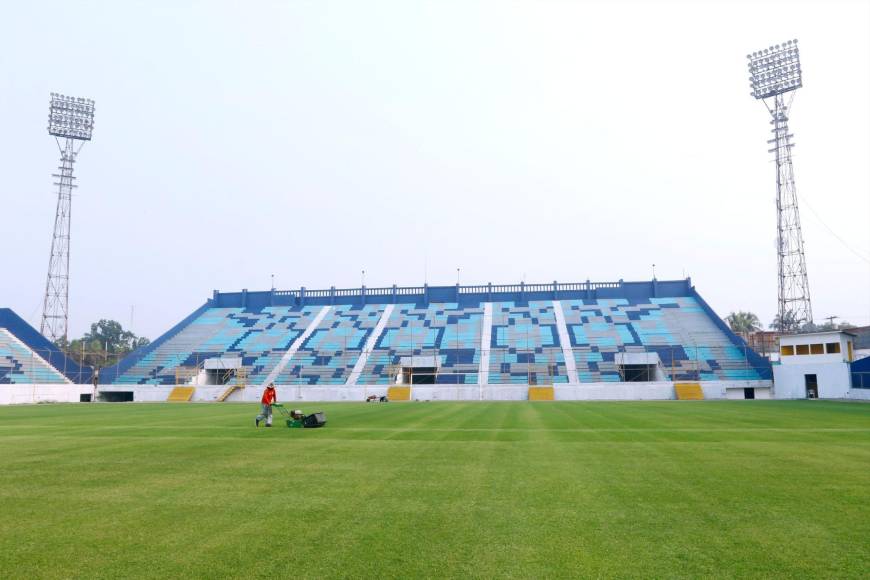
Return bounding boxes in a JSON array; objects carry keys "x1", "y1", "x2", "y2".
[{"x1": 271, "y1": 404, "x2": 327, "y2": 429}]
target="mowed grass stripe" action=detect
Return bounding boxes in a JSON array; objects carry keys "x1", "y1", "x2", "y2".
[{"x1": 0, "y1": 401, "x2": 868, "y2": 578}]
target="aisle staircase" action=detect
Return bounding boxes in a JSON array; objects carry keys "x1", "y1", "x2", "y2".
[
  {"x1": 218, "y1": 368, "x2": 247, "y2": 402},
  {"x1": 528, "y1": 386, "x2": 555, "y2": 401},
  {"x1": 387, "y1": 386, "x2": 411, "y2": 401},
  {"x1": 674, "y1": 382, "x2": 704, "y2": 400},
  {"x1": 167, "y1": 386, "x2": 195, "y2": 402}
]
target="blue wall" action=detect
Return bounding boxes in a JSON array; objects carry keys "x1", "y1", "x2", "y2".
[{"x1": 850, "y1": 356, "x2": 870, "y2": 389}]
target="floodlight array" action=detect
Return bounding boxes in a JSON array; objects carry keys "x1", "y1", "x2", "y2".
[
  {"x1": 747, "y1": 39, "x2": 801, "y2": 100},
  {"x1": 48, "y1": 93, "x2": 95, "y2": 140}
]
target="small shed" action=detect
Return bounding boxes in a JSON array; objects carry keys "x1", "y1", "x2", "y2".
[{"x1": 773, "y1": 331, "x2": 855, "y2": 398}]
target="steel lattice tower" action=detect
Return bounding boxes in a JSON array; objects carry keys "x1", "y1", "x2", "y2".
[
  {"x1": 747, "y1": 40, "x2": 812, "y2": 333},
  {"x1": 41, "y1": 94, "x2": 95, "y2": 343}
]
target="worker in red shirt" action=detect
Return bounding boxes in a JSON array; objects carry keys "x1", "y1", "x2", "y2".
[{"x1": 256, "y1": 383, "x2": 277, "y2": 427}]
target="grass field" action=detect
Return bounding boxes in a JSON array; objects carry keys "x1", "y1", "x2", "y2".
[{"x1": 0, "y1": 401, "x2": 868, "y2": 578}]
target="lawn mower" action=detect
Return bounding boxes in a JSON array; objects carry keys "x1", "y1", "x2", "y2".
[{"x1": 271, "y1": 404, "x2": 327, "y2": 429}]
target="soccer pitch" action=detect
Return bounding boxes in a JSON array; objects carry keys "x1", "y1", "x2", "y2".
[{"x1": 1, "y1": 401, "x2": 868, "y2": 578}]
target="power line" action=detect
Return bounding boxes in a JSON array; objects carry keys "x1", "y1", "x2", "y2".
[{"x1": 799, "y1": 193, "x2": 870, "y2": 265}]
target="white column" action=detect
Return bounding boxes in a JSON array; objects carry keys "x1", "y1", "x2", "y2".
[
  {"x1": 260, "y1": 305, "x2": 332, "y2": 387},
  {"x1": 552, "y1": 300, "x2": 580, "y2": 384},
  {"x1": 478, "y1": 302, "x2": 493, "y2": 386},
  {"x1": 346, "y1": 304, "x2": 395, "y2": 386}
]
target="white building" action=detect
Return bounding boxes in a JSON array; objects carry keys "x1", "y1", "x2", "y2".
[{"x1": 773, "y1": 331, "x2": 856, "y2": 399}]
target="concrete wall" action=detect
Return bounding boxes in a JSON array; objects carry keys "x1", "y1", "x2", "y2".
[
  {"x1": 0, "y1": 384, "x2": 94, "y2": 404},
  {"x1": 28, "y1": 379, "x2": 870, "y2": 404},
  {"x1": 772, "y1": 363, "x2": 852, "y2": 399},
  {"x1": 725, "y1": 386, "x2": 772, "y2": 400},
  {"x1": 92, "y1": 380, "x2": 775, "y2": 403}
]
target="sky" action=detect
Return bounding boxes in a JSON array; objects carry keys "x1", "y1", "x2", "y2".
[{"x1": 1, "y1": 0, "x2": 868, "y2": 341}]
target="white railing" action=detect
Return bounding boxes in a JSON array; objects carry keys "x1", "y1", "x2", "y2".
[{"x1": 268, "y1": 280, "x2": 641, "y2": 300}]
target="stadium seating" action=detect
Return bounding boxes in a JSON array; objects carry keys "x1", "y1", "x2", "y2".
[
  {"x1": 0, "y1": 328, "x2": 70, "y2": 384},
  {"x1": 488, "y1": 301, "x2": 566, "y2": 384},
  {"x1": 0, "y1": 308, "x2": 88, "y2": 383},
  {"x1": 115, "y1": 306, "x2": 320, "y2": 385},
  {"x1": 562, "y1": 296, "x2": 762, "y2": 382},
  {"x1": 358, "y1": 302, "x2": 484, "y2": 385},
  {"x1": 102, "y1": 280, "x2": 770, "y2": 386},
  {"x1": 275, "y1": 304, "x2": 387, "y2": 385}
]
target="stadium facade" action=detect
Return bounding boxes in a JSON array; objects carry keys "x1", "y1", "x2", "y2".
[
  {"x1": 4, "y1": 278, "x2": 867, "y2": 403},
  {"x1": 9, "y1": 278, "x2": 772, "y2": 401}
]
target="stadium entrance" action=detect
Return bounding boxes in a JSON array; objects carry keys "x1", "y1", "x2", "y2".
[
  {"x1": 616, "y1": 353, "x2": 664, "y2": 382},
  {"x1": 805, "y1": 374, "x2": 818, "y2": 398},
  {"x1": 100, "y1": 391, "x2": 133, "y2": 402},
  {"x1": 399, "y1": 356, "x2": 439, "y2": 385},
  {"x1": 621, "y1": 364, "x2": 657, "y2": 382}
]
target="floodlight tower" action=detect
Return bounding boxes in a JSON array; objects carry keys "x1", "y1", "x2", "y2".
[
  {"x1": 41, "y1": 93, "x2": 95, "y2": 343},
  {"x1": 747, "y1": 40, "x2": 812, "y2": 333}
]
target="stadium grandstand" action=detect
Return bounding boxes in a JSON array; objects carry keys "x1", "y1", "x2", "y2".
[
  {"x1": 5, "y1": 279, "x2": 870, "y2": 402},
  {"x1": 0, "y1": 308, "x2": 86, "y2": 384},
  {"x1": 0, "y1": 308, "x2": 91, "y2": 403},
  {"x1": 87, "y1": 278, "x2": 776, "y2": 402}
]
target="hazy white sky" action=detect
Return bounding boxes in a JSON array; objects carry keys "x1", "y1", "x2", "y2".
[{"x1": 1, "y1": 0, "x2": 868, "y2": 340}]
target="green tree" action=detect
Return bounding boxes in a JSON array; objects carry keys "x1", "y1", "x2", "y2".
[
  {"x1": 804, "y1": 320, "x2": 853, "y2": 332},
  {"x1": 58, "y1": 320, "x2": 150, "y2": 369},
  {"x1": 726, "y1": 311, "x2": 762, "y2": 334},
  {"x1": 770, "y1": 311, "x2": 801, "y2": 333}
]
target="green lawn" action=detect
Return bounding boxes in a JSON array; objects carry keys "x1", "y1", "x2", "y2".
[{"x1": 0, "y1": 401, "x2": 868, "y2": 578}]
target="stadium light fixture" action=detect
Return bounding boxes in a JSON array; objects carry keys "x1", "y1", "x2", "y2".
[
  {"x1": 41, "y1": 92, "x2": 96, "y2": 343},
  {"x1": 745, "y1": 40, "x2": 813, "y2": 332},
  {"x1": 47, "y1": 93, "x2": 96, "y2": 141},
  {"x1": 747, "y1": 39, "x2": 801, "y2": 100}
]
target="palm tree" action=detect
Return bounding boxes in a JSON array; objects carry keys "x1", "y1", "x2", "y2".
[
  {"x1": 770, "y1": 310, "x2": 800, "y2": 333},
  {"x1": 726, "y1": 311, "x2": 762, "y2": 334}
]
